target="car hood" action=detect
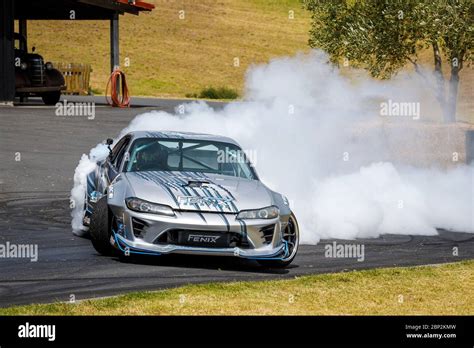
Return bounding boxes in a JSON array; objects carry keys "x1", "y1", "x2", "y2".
[{"x1": 123, "y1": 171, "x2": 273, "y2": 213}]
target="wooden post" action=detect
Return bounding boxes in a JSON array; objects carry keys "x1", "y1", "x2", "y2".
[
  {"x1": 19, "y1": 19, "x2": 27, "y2": 51},
  {"x1": 0, "y1": 0, "x2": 15, "y2": 104},
  {"x1": 110, "y1": 12, "x2": 119, "y2": 73}
]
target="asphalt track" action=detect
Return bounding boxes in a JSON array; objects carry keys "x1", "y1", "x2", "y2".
[{"x1": 0, "y1": 96, "x2": 473, "y2": 307}]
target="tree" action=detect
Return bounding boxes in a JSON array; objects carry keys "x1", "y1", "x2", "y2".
[{"x1": 304, "y1": 0, "x2": 473, "y2": 122}]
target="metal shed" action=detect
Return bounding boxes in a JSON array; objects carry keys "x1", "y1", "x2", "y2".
[{"x1": 0, "y1": 0, "x2": 154, "y2": 104}]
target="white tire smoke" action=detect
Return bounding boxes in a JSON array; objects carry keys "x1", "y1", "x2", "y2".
[{"x1": 70, "y1": 50, "x2": 474, "y2": 242}]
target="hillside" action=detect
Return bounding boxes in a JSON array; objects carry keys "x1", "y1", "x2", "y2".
[
  {"x1": 24, "y1": 0, "x2": 310, "y2": 98},
  {"x1": 22, "y1": 0, "x2": 472, "y2": 122}
]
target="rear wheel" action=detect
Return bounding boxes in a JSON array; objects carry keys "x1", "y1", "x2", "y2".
[
  {"x1": 41, "y1": 91, "x2": 61, "y2": 105},
  {"x1": 258, "y1": 212, "x2": 299, "y2": 268},
  {"x1": 89, "y1": 196, "x2": 116, "y2": 256}
]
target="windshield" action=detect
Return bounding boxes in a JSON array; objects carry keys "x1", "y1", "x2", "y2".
[{"x1": 125, "y1": 138, "x2": 256, "y2": 180}]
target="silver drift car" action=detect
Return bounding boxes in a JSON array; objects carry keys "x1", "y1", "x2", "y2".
[{"x1": 84, "y1": 131, "x2": 299, "y2": 267}]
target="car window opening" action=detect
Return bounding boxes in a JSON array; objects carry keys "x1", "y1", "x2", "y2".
[{"x1": 124, "y1": 138, "x2": 255, "y2": 180}]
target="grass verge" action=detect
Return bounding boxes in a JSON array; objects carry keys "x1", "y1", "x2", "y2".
[{"x1": 1, "y1": 261, "x2": 473, "y2": 315}]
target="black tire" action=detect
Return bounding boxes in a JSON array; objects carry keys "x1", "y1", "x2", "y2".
[
  {"x1": 257, "y1": 212, "x2": 299, "y2": 268},
  {"x1": 41, "y1": 91, "x2": 61, "y2": 105},
  {"x1": 89, "y1": 196, "x2": 116, "y2": 256}
]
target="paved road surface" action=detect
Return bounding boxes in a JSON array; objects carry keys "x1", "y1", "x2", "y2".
[{"x1": 0, "y1": 97, "x2": 472, "y2": 307}]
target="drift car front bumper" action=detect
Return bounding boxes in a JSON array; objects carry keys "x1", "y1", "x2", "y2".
[
  {"x1": 109, "y1": 206, "x2": 292, "y2": 259},
  {"x1": 112, "y1": 233, "x2": 288, "y2": 259}
]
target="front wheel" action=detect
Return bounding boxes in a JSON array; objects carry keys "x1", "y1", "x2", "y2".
[
  {"x1": 89, "y1": 196, "x2": 116, "y2": 256},
  {"x1": 257, "y1": 212, "x2": 299, "y2": 268},
  {"x1": 41, "y1": 91, "x2": 61, "y2": 105}
]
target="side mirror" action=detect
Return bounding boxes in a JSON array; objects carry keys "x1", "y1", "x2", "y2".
[{"x1": 106, "y1": 138, "x2": 113, "y2": 157}]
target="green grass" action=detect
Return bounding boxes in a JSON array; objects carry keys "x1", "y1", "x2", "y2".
[
  {"x1": 197, "y1": 86, "x2": 239, "y2": 100},
  {"x1": 1, "y1": 261, "x2": 473, "y2": 315}
]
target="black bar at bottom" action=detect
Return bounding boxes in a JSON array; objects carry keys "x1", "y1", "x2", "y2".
[{"x1": 0, "y1": 316, "x2": 472, "y2": 346}]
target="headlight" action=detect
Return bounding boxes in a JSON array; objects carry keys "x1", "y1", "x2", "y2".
[
  {"x1": 20, "y1": 62, "x2": 27, "y2": 70},
  {"x1": 237, "y1": 206, "x2": 279, "y2": 220},
  {"x1": 45, "y1": 62, "x2": 53, "y2": 70},
  {"x1": 125, "y1": 197, "x2": 175, "y2": 216}
]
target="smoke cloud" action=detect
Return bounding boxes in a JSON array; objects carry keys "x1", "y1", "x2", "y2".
[
  {"x1": 71, "y1": 51, "x2": 474, "y2": 243},
  {"x1": 71, "y1": 144, "x2": 109, "y2": 235}
]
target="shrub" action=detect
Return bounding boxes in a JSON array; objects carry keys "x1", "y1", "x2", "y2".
[{"x1": 198, "y1": 87, "x2": 239, "y2": 100}]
